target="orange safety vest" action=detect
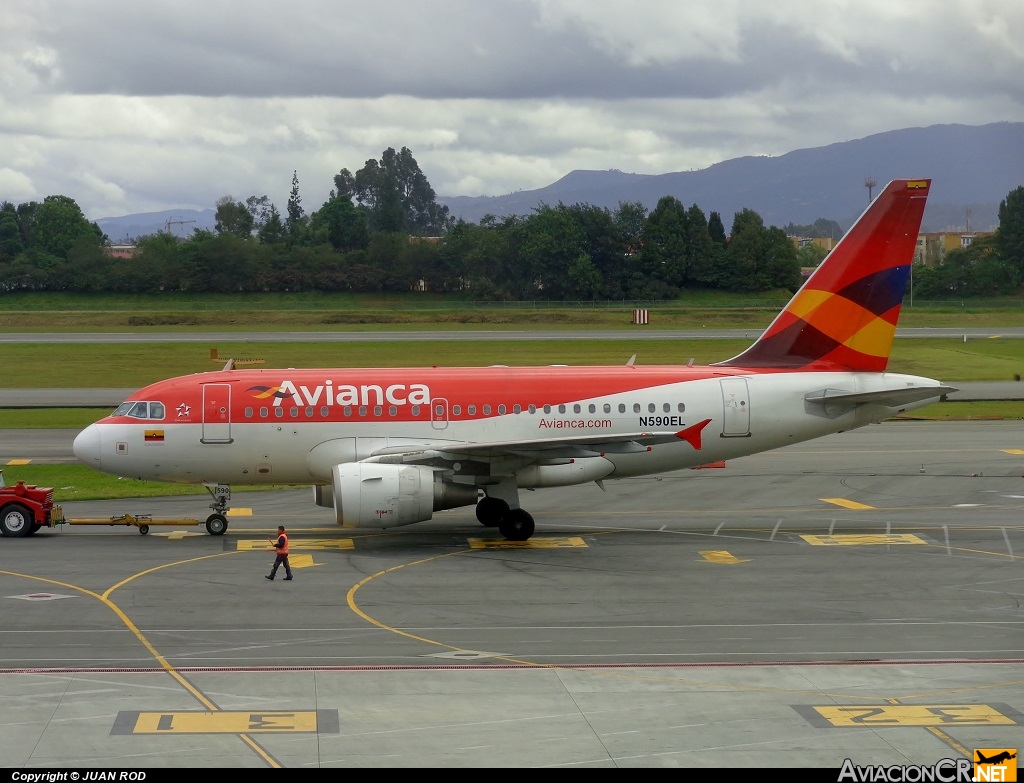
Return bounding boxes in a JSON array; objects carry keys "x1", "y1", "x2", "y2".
[{"x1": 275, "y1": 532, "x2": 289, "y2": 555}]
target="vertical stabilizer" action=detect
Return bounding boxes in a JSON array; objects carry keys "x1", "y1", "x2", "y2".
[{"x1": 717, "y1": 179, "x2": 930, "y2": 371}]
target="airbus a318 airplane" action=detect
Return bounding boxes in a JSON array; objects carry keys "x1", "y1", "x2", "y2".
[{"x1": 71, "y1": 179, "x2": 953, "y2": 541}]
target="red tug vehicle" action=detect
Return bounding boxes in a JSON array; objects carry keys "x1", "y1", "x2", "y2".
[{"x1": 0, "y1": 477, "x2": 63, "y2": 537}]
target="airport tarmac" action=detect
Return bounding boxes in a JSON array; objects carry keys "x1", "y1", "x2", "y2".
[{"x1": 2, "y1": 421, "x2": 1024, "y2": 768}]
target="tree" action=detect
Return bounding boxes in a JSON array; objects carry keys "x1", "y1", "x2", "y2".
[
  {"x1": 258, "y1": 205, "x2": 286, "y2": 245},
  {"x1": 285, "y1": 171, "x2": 307, "y2": 243},
  {"x1": 30, "y1": 195, "x2": 102, "y2": 258},
  {"x1": 310, "y1": 196, "x2": 369, "y2": 252},
  {"x1": 0, "y1": 202, "x2": 24, "y2": 262},
  {"x1": 638, "y1": 196, "x2": 690, "y2": 291},
  {"x1": 996, "y1": 185, "x2": 1024, "y2": 275},
  {"x1": 214, "y1": 196, "x2": 255, "y2": 239},
  {"x1": 334, "y1": 147, "x2": 452, "y2": 236}
]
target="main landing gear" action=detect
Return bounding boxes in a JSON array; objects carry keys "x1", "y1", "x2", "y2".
[
  {"x1": 203, "y1": 484, "x2": 231, "y2": 536},
  {"x1": 475, "y1": 494, "x2": 535, "y2": 541}
]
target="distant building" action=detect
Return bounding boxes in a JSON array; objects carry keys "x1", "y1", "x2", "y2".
[
  {"x1": 104, "y1": 244, "x2": 138, "y2": 259},
  {"x1": 914, "y1": 231, "x2": 994, "y2": 266}
]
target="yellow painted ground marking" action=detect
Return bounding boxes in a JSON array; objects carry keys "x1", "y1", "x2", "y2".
[
  {"x1": 285, "y1": 553, "x2": 319, "y2": 569},
  {"x1": 802, "y1": 532, "x2": 933, "y2": 544},
  {"x1": 699, "y1": 550, "x2": 750, "y2": 564},
  {"x1": 1002, "y1": 449, "x2": 1024, "y2": 455},
  {"x1": 115, "y1": 710, "x2": 326, "y2": 735},
  {"x1": 236, "y1": 538, "x2": 354, "y2": 551},
  {"x1": 810, "y1": 704, "x2": 1017, "y2": 727},
  {"x1": 802, "y1": 533, "x2": 927, "y2": 546},
  {"x1": 821, "y1": 498, "x2": 876, "y2": 510},
  {"x1": 227, "y1": 508, "x2": 252, "y2": 516},
  {"x1": 5, "y1": 459, "x2": 31, "y2": 465},
  {"x1": 152, "y1": 531, "x2": 206, "y2": 540},
  {"x1": 468, "y1": 536, "x2": 588, "y2": 549}
]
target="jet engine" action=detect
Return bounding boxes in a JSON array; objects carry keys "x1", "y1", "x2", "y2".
[{"x1": 317, "y1": 463, "x2": 478, "y2": 528}]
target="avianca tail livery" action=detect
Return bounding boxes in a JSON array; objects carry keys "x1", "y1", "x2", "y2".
[{"x1": 71, "y1": 179, "x2": 953, "y2": 541}]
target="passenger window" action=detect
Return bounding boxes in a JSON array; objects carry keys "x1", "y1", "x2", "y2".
[
  {"x1": 275, "y1": 408, "x2": 284, "y2": 418},
  {"x1": 374, "y1": 406, "x2": 382, "y2": 416},
  {"x1": 573, "y1": 404, "x2": 581, "y2": 413},
  {"x1": 358, "y1": 406, "x2": 367, "y2": 417},
  {"x1": 260, "y1": 407, "x2": 268, "y2": 418},
  {"x1": 618, "y1": 404, "x2": 625, "y2": 413},
  {"x1": 245, "y1": 407, "x2": 253, "y2": 418},
  {"x1": 498, "y1": 404, "x2": 507, "y2": 415},
  {"x1": 663, "y1": 403, "x2": 671, "y2": 413},
  {"x1": 604, "y1": 403, "x2": 611, "y2": 413},
  {"x1": 513, "y1": 404, "x2": 522, "y2": 414},
  {"x1": 484, "y1": 404, "x2": 492, "y2": 415},
  {"x1": 344, "y1": 406, "x2": 352, "y2": 417},
  {"x1": 648, "y1": 403, "x2": 656, "y2": 413},
  {"x1": 543, "y1": 404, "x2": 551, "y2": 414},
  {"x1": 389, "y1": 405, "x2": 398, "y2": 416},
  {"x1": 306, "y1": 406, "x2": 314, "y2": 417},
  {"x1": 321, "y1": 406, "x2": 329, "y2": 417},
  {"x1": 633, "y1": 403, "x2": 641, "y2": 413},
  {"x1": 453, "y1": 405, "x2": 461, "y2": 415},
  {"x1": 290, "y1": 407, "x2": 299, "y2": 417},
  {"x1": 677, "y1": 403, "x2": 685, "y2": 412},
  {"x1": 468, "y1": 405, "x2": 476, "y2": 415},
  {"x1": 558, "y1": 404, "x2": 566, "y2": 414},
  {"x1": 411, "y1": 405, "x2": 420, "y2": 416}
]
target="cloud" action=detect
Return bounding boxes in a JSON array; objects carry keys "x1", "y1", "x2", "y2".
[{"x1": 1, "y1": 1, "x2": 1022, "y2": 219}]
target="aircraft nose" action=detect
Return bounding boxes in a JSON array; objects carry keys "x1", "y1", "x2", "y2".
[{"x1": 73, "y1": 424, "x2": 102, "y2": 465}]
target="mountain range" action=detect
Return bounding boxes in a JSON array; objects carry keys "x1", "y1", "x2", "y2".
[{"x1": 97, "y1": 122, "x2": 1024, "y2": 240}]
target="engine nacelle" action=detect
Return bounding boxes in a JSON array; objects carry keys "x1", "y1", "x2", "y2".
[{"x1": 330, "y1": 462, "x2": 478, "y2": 528}]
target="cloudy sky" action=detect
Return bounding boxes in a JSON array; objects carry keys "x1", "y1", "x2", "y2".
[{"x1": 2, "y1": 0, "x2": 1022, "y2": 220}]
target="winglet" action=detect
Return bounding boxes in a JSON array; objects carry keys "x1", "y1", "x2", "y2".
[
  {"x1": 676, "y1": 418, "x2": 712, "y2": 450},
  {"x1": 717, "y1": 179, "x2": 930, "y2": 372}
]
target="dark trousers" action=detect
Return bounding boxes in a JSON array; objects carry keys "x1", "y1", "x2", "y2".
[{"x1": 270, "y1": 553, "x2": 292, "y2": 578}]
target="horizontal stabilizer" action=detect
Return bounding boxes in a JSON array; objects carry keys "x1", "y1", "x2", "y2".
[{"x1": 804, "y1": 385, "x2": 957, "y2": 408}]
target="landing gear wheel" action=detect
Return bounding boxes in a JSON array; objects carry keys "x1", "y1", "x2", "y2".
[
  {"x1": 475, "y1": 496, "x2": 509, "y2": 527},
  {"x1": 205, "y1": 514, "x2": 228, "y2": 536},
  {"x1": 0, "y1": 503, "x2": 32, "y2": 537},
  {"x1": 498, "y1": 508, "x2": 535, "y2": 541},
  {"x1": 139, "y1": 524, "x2": 150, "y2": 535}
]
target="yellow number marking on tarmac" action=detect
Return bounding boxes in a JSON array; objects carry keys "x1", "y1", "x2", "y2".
[
  {"x1": 797, "y1": 704, "x2": 1019, "y2": 728},
  {"x1": 699, "y1": 550, "x2": 750, "y2": 564},
  {"x1": 5, "y1": 459, "x2": 31, "y2": 465},
  {"x1": 469, "y1": 537, "x2": 588, "y2": 549},
  {"x1": 821, "y1": 498, "x2": 876, "y2": 510},
  {"x1": 802, "y1": 533, "x2": 927, "y2": 546},
  {"x1": 1002, "y1": 449, "x2": 1024, "y2": 455},
  {"x1": 236, "y1": 538, "x2": 354, "y2": 551},
  {"x1": 111, "y1": 710, "x2": 339, "y2": 735}
]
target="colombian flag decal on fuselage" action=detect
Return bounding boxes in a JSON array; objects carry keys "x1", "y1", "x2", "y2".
[{"x1": 144, "y1": 429, "x2": 165, "y2": 442}]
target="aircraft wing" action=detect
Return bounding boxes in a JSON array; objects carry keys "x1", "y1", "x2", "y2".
[
  {"x1": 804, "y1": 385, "x2": 957, "y2": 407},
  {"x1": 366, "y1": 419, "x2": 713, "y2": 464}
]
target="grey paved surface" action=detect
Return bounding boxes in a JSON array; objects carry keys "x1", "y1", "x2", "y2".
[{"x1": 1, "y1": 421, "x2": 1023, "y2": 768}]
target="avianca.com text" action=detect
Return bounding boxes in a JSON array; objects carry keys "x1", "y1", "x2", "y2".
[{"x1": 538, "y1": 418, "x2": 612, "y2": 429}]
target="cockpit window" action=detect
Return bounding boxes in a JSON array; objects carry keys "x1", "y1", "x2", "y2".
[{"x1": 113, "y1": 401, "x2": 164, "y2": 419}]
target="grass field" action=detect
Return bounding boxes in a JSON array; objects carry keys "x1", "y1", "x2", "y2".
[{"x1": 4, "y1": 293, "x2": 1024, "y2": 501}]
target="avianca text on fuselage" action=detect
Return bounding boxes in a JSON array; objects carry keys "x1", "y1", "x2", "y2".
[{"x1": 251, "y1": 379, "x2": 432, "y2": 407}]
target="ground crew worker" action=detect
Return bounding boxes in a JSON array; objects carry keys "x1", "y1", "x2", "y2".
[{"x1": 266, "y1": 525, "x2": 293, "y2": 580}]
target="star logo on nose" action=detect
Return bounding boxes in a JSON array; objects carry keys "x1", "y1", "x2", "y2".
[{"x1": 177, "y1": 403, "x2": 191, "y2": 418}]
